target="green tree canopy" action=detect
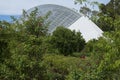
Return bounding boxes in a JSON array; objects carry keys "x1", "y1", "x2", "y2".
[
  {"x1": 0, "y1": 8, "x2": 49, "y2": 80},
  {"x1": 50, "y1": 27, "x2": 85, "y2": 56}
]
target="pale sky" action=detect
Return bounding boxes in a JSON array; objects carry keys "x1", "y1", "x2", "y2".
[{"x1": 0, "y1": 0, "x2": 110, "y2": 15}]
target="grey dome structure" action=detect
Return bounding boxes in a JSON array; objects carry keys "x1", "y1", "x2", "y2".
[
  {"x1": 27, "y1": 4, "x2": 82, "y2": 33},
  {"x1": 27, "y1": 4, "x2": 103, "y2": 42}
]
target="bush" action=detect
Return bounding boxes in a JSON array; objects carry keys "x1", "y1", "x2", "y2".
[
  {"x1": 0, "y1": 8, "x2": 49, "y2": 80},
  {"x1": 42, "y1": 54, "x2": 85, "y2": 80},
  {"x1": 50, "y1": 27, "x2": 85, "y2": 56}
]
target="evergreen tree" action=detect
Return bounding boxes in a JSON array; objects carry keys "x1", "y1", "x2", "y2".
[{"x1": 50, "y1": 27, "x2": 85, "y2": 56}]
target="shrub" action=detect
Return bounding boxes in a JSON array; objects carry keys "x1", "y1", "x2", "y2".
[{"x1": 50, "y1": 27, "x2": 85, "y2": 56}]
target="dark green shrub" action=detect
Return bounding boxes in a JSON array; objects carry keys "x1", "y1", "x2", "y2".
[{"x1": 50, "y1": 27, "x2": 85, "y2": 56}]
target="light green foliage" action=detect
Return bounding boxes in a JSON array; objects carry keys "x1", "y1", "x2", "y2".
[
  {"x1": 42, "y1": 54, "x2": 90, "y2": 80},
  {"x1": 72, "y1": 0, "x2": 120, "y2": 79},
  {"x1": 95, "y1": 0, "x2": 120, "y2": 79},
  {"x1": 40, "y1": 36, "x2": 60, "y2": 54},
  {"x1": 0, "y1": 0, "x2": 120, "y2": 79},
  {"x1": 18, "y1": 8, "x2": 50, "y2": 37},
  {"x1": 96, "y1": 30, "x2": 120, "y2": 79},
  {"x1": 66, "y1": 33, "x2": 120, "y2": 80},
  {"x1": 0, "y1": 8, "x2": 49, "y2": 80}
]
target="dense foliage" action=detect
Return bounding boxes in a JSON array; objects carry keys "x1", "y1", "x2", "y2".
[
  {"x1": 50, "y1": 27, "x2": 85, "y2": 56},
  {"x1": 0, "y1": 8, "x2": 85, "y2": 79},
  {"x1": 0, "y1": 9, "x2": 49, "y2": 80},
  {"x1": 97, "y1": 0, "x2": 120, "y2": 32},
  {"x1": 0, "y1": 0, "x2": 120, "y2": 79}
]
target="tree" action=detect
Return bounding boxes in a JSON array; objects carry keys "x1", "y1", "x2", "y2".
[
  {"x1": 75, "y1": 0, "x2": 100, "y2": 20},
  {"x1": 96, "y1": 16, "x2": 120, "y2": 80},
  {"x1": 0, "y1": 8, "x2": 49, "y2": 80},
  {"x1": 50, "y1": 27, "x2": 85, "y2": 56},
  {"x1": 71, "y1": 0, "x2": 120, "y2": 79},
  {"x1": 19, "y1": 8, "x2": 50, "y2": 37},
  {"x1": 97, "y1": 0, "x2": 120, "y2": 32},
  {"x1": 80, "y1": 6, "x2": 91, "y2": 17}
]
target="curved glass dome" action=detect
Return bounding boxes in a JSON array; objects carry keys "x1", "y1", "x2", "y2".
[{"x1": 27, "y1": 4, "x2": 82, "y2": 33}]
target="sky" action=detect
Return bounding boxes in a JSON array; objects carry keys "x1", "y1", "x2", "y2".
[{"x1": 0, "y1": 0, "x2": 110, "y2": 15}]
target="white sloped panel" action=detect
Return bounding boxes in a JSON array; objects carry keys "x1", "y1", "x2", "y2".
[{"x1": 68, "y1": 16, "x2": 103, "y2": 42}]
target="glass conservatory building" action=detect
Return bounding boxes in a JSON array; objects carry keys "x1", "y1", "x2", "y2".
[{"x1": 27, "y1": 4, "x2": 103, "y2": 42}]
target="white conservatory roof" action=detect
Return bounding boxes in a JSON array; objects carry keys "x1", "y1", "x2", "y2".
[{"x1": 27, "y1": 4, "x2": 103, "y2": 42}]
